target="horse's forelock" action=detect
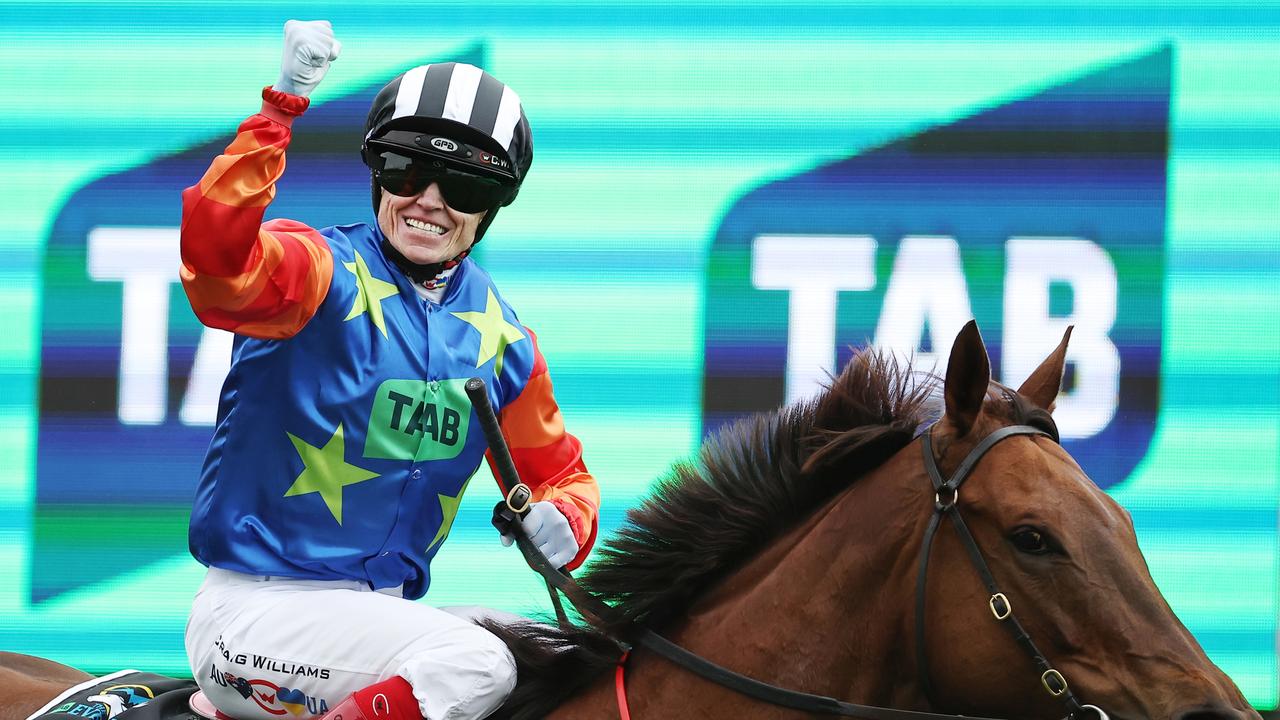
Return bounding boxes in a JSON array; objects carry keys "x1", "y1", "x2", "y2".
[{"x1": 802, "y1": 351, "x2": 938, "y2": 476}]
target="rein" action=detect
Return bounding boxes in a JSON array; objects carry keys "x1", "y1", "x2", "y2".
[{"x1": 465, "y1": 378, "x2": 1106, "y2": 720}]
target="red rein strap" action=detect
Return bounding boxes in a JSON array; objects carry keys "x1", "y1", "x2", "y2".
[{"x1": 616, "y1": 651, "x2": 632, "y2": 720}]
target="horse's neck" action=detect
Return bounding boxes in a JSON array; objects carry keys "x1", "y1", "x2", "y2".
[
  {"x1": 573, "y1": 451, "x2": 931, "y2": 718},
  {"x1": 0, "y1": 652, "x2": 94, "y2": 720}
]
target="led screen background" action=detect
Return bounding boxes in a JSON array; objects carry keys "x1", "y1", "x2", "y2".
[{"x1": 1, "y1": 0, "x2": 1277, "y2": 710}]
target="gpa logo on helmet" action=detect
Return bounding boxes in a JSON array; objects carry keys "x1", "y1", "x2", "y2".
[
  {"x1": 430, "y1": 137, "x2": 459, "y2": 153},
  {"x1": 703, "y1": 46, "x2": 1172, "y2": 492}
]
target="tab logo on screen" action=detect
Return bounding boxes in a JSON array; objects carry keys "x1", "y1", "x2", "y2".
[{"x1": 703, "y1": 46, "x2": 1171, "y2": 491}]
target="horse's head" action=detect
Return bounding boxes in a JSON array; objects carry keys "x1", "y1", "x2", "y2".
[{"x1": 921, "y1": 321, "x2": 1256, "y2": 719}]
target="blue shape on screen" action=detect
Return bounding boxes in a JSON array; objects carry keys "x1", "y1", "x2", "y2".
[
  {"x1": 703, "y1": 46, "x2": 1171, "y2": 492},
  {"x1": 33, "y1": 46, "x2": 487, "y2": 603}
]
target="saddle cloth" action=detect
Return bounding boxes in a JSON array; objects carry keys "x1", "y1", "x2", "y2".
[{"x1": 25, "y1": 670, "x2": 198, "y2": 720}]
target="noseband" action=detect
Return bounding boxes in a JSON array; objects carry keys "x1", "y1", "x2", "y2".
[{"x1": 917, "y1": 424, "x2": 1106, "y2": 719}]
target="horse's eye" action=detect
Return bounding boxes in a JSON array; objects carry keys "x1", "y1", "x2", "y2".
[{"x1": 1011, "y1": 526, "x2": 1052, "y2": 555}]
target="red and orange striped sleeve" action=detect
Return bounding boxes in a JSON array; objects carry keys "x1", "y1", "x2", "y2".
[
  {"x1": 179, "y1": 87, "x2": 333, "y2": 339},
  {"x1": 492, "y1": 330, "x2": 599, "y2": 570}
]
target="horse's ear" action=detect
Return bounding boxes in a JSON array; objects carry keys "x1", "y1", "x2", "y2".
[
  {"x1": 1016, "y1": 326, "x2": 1074, "y2": 411},
  {"x1": 944, "y1": 319, "x2": 990, "y2": 437}
]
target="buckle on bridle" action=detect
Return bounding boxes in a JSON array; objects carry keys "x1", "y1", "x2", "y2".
[
  {"x1": 506, "y1": 483, "x2": 532, "y2": 514},
  {"x1": 933, "y1": 486, "x2": 959, "y2": 511},
  {"x1": 1041, "y1": 668, "x2": 1069, "y2": 697},
  {"x1": 988, "y1": 592, "x2": 1011, "y2": 620}
]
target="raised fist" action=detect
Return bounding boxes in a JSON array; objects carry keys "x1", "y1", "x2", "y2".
[{"x1": 272, "y1": 20, "x2": 341, "y2": 98}]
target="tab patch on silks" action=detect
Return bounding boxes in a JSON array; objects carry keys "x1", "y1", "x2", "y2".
[
  {"x1": 702, "y1": 46, "x2": 1170, "y2": 492},
  {"x1": 364, "y1": 378, "x2": 474, "y2": 461}
]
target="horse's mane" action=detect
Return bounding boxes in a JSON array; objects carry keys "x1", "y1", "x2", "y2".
[
  {"x1": 486, "y1": 349, "x2": 939, "y2": 720},
  {"x1": 582, "y1": 349, "x2": 938, "y2": 633}
]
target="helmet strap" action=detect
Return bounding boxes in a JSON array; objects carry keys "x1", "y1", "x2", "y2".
[
  {"x1": 474, "y1": 205, "x2": 500, "y2": 243},
  {"x1": 379, "y1": 237, "x2": 451, "y2": 285}
]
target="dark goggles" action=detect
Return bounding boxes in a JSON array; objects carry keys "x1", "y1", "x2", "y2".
[{"x1": 368, "y1": 150, "x2": 516, "y2": 214}]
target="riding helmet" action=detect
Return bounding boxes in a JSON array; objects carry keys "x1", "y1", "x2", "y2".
[{"x1": 361, "y1": 62, "x2": 534, "y2": 250}]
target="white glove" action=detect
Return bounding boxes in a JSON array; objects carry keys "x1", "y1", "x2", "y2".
[
  {"x1": 272, "y1": 20, "x2": 341, "y2": 98},
  {"x1": 500, "y1": 501, "x2": 578, "y2": 569}
]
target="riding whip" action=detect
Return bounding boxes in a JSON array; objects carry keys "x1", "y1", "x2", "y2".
[{"x1": 464, "y1": 377, "x2": 570, "y2": 624}]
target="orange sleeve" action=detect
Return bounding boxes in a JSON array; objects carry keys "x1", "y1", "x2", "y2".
[
  {"x1": 179, "y1": 87, "x2": 333, "y2": 339},
  {"x1": 489, "y1": 330, "x2": 599, "y2": 570}
]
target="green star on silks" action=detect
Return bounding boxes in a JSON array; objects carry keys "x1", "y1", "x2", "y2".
[
  {"x1": 451, "y1": 288, "x2": 525, "y2": 374},
  {"x1": 344, "y1": 250, "x2": 400, "y2": 338},
  {"x1": 427, "y1": 478, "x2": 472, "y2": 552},
  {"x1": 284, "y1": 423, "x2": 380, "y2": 525}
]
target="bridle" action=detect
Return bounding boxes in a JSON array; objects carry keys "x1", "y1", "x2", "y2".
[
  {"x1": 915, "y1": 424, "x2": 1108, "y2": 720},
  {"x1": 466, "y1": 378, "x2": 1109, "y2": 720}
]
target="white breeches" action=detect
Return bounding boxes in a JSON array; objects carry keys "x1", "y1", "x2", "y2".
[{"x1": 185, "y1": 567, "x2": 518, "y2": 720}]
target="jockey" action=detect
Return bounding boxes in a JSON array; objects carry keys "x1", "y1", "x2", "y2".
[{"x1": 180, "y1": 20, "x2": 599, "y2": 720}]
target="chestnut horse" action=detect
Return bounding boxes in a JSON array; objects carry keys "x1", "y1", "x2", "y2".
[
  {"x1": 485, "y1": 322, "x2": 1258, "y2": 719},
  {"x1": 2, "y1": 322, "x2": 1261, "y2": 720}
]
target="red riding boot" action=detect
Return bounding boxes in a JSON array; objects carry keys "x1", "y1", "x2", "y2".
[{"x1": 315, "y1": 676, "x2": 422, "y2": 720}]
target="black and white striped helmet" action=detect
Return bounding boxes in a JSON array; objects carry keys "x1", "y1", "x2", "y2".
[{"x1": 362, "y1": 62, "x2": 533, "y2": 204}]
